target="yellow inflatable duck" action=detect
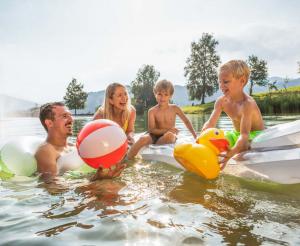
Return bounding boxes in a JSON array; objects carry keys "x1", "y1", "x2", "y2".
[{"x1": 173, "y1": 128, "x2": 229, "y2": 179}]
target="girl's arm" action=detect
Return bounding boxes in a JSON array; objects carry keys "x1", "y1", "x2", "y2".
[
  {"x1": 126, "y1": 106, "x2": 136, "y2": 144},
  {"x1": 93, "y1": 108, "x2": 104, "y2": 120}
]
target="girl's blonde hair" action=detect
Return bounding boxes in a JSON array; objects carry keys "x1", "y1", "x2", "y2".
[{"x1": 100, "y1": 82, "x2": 131, "y2": 124}]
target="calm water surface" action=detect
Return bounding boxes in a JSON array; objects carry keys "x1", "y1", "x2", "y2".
[{"x1": 0, "y1": 114, "x2": 300, "y2": 245}]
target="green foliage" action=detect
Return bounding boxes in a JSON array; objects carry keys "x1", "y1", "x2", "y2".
[
  {"x1": 253, "y1": 86, "x2": 300, "y2": 114},
  {"x1": 131, "y1": 64, "x2": 160, "y2": 114},
  {"x1": 184, "y1": 33, "x2": 221, "y2": 104},
  {"x1": 247, "y1": 55, "x2": 268, "y2": 96},
  {"x1": 64, "y1": 78, "x2": 88, "y2": 115},
  {"x1": 182, "y1": 102, "x2": 215, "y2": 114}
]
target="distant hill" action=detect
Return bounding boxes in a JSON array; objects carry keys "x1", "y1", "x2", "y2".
[
  {"x1": 3, "y1": 77, "x2": 299, "y2": 116},
  {"x1": 75, "y1": 77, "x2": 300, "y2": 114},
  {"x1": 0, "y1": 94, "x2": 38, "y2": 116}
]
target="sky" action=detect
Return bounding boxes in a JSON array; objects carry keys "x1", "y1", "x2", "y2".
[{"x1": 1, "y1": 0, "x2": 300, "y2": 103}]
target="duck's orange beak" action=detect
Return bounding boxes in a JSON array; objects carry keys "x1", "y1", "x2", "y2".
[{"x1": 209, "y1": 138, "x2": 229, "y2": 152}]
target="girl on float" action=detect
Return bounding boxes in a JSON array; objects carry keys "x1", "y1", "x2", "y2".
[{"x1": 93, "y1": 82, "x2": 136, "y2": 145}]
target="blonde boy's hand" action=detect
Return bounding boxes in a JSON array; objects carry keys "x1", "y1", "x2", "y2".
[
  {"x1": 218, "y1": 149, "x2": 235, "y2": 170},
  {"x1": 90, "y1": 162, "x2": 126, "y2": 181}
]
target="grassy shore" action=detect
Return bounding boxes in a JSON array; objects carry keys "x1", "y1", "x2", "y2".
[{"x1": 182, "y1": 86, "x2": 300, "y2": 114}]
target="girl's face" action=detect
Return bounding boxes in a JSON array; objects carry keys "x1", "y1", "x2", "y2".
[{"x1": 109, "y1": 86, "x2": 128, "y2": 110}]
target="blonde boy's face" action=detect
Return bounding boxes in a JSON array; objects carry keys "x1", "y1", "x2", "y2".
[
  {"x1": 155, "y1": 89, "x2": 172, "y2": 106},
  {"x1": 219, "y1": 71, "x2": 246, "y2": 98}
]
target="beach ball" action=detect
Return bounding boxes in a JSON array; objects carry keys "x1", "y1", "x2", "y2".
[{"x1": 76, "y1": 119, "x2": 128, "y2": 169}]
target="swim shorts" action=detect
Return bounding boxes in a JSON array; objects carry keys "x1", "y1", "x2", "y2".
[{"x1": 225, "y1": 130, "x2": 262, "y2": 148}]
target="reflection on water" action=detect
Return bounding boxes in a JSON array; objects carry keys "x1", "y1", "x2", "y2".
[{"x1": 0, "y1": 114, "x2": 300, "y2": 245}]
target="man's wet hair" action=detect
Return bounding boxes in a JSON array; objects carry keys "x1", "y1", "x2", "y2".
[{"x1": 39, "y1": 102, "x2": 65, "y2": 131}]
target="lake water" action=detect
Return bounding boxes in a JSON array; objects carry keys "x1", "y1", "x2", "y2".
[{"x1": 1, "y1": 114, "x2": 300, "y2": 245}]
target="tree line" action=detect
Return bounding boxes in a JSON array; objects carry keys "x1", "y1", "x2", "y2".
[{"x1": 64, "y1": 33, "x2": 300, "y2": 115}]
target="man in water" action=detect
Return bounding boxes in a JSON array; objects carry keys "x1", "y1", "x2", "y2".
[{"x1": 35, "y1": 102, "x2": 125, "y2": 181}]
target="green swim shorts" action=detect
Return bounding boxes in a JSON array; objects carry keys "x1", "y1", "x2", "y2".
[{"x1": 225, "y1": 130, "x2": 263, "y2": 148}]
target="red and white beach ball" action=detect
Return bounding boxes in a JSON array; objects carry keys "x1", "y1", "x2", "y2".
[{"x1": 76, "y1": 119, "x2": 128, "y2": 169}]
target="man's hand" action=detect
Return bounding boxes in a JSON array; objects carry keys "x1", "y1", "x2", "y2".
[{"x1": 90, "y1": 162, "x2": 126, "y2": 181}]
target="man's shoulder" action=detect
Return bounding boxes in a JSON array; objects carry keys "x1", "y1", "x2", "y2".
[{"x1": 35, "y1": 142, "x2": 57, "y2": 157}]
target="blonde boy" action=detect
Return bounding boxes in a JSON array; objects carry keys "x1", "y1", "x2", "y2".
[
  {"x1": 202, "y1": 60, "x2": 265, "y2": 168},
  {"x1": 127, "y1": 79, "x2": 197, "y2": 159}
]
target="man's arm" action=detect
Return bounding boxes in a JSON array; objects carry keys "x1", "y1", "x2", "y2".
[
  {"x1": 201, "y1": 98, "x2": 223, "y2": 132},
  {"x1": 35, "y1": 145, "x2": 58, "y2": 180},
  {"x1": 176, "y1": 106, "x2": 197, "y2": 139}
]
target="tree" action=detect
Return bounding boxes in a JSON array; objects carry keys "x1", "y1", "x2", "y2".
[
  {"x1": 64, "y1": 78, "x2": 88, "y2": 115},
  {"x1": 184, "y1": 33, "x2": 221, "y2": 104},
  {"x1": 247, "y1": 55, "x2": 268, "y2": 96},
  {"x1": 131, "y1": 64, "x2": 160, "y2": 114}
]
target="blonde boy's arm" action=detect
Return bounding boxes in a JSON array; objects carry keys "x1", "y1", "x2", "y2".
[
  {"x1": 219, "y1": 103, "x2": 252, "y2": 169},
  {"x1": 148, "y1": 108, "x2": 168, "y2": 135},
  {"x1": 176, "y1": 106, "x2": 197, "y2": 139},
  {"x1": 201, "y1": 98, "x2": 222, "y2": 131}
]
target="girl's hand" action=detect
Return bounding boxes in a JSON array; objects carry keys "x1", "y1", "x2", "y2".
[{"x1": 127, "y1": 135, "x2": 135, "y2": 145}]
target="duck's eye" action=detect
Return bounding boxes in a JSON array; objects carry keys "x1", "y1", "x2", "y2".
[{"x1": 215, "y1": 131, "x2": 219, "y2": 135}]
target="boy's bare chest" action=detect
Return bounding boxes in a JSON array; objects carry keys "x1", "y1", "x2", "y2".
[
  {"x1": 154, "y1": 110, "x2": 176, "y2": 125},
  {"x1": 223, "y1": 102, "x2": 244, "y2": 120}
]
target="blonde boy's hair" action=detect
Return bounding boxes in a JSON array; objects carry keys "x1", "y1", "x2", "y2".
[
  {"x1": 100, "y1": 82, "x2": 131, "y2": 124},
  {"x1": 220, "y1": 60, "x2": 250, "y2": 82},
  {"x1": 153, "y1": 79, "x2": 174, "y2": 95}
]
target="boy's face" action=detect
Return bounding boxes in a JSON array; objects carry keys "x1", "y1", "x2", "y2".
[
  {"x1": 219, "y1": 71, "x2": 246, "y2": 98},
  {"x1": 155, "y1": 89, "x2": 172, "y2": 106}
]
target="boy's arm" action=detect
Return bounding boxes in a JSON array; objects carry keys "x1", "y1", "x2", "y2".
[
  {"x1": 201, "y1": 98, "x2": 222, "y2": 131},
  {"x1": 176, "y1": 106, "x2": 197, "y2": 139},
  {"x1": 220, "y1": 104, "x2": 252, "y2": 169},
  {"x1": 148, "y1": 108, "x2": 168, "y2": 135}
]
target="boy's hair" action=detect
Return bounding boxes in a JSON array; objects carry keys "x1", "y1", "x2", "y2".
[
  {"x1": 39, "y1": 102, "x2": 65, "y2": 131},
  {"x1": 153, "y1": 79, "x2": 174, "y2": 95},
  {"x1": 220, "y1": 60, "x2": 250, "y2": 82},
  {"x1": 100, "y1": 82, "x2": 131, "y2": 124}
]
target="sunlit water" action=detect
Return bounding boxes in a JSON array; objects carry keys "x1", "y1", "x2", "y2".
[{"x1": 1, "y1": 114, "x2": 300, "y2": 245}]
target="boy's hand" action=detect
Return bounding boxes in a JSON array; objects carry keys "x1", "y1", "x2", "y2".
[
  {"x1": 218, "y1": 149, "x2": 235, "y2": 170},
  {"x1": 168, "y1": 127, "x2": 179, "y2": 135},
  {"x1": 90, "y1": 162, "x2": 127, "y2": 181}
]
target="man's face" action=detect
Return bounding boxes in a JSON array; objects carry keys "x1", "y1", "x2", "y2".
[
  {"x1": 155, "y1": 90, "x2": 172, "y2": 106},
  {"x1": 49, "y1": 106, "x2": 73, "y2": 136}
]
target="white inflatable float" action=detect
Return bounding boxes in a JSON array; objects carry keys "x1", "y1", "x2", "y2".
[{"x1": 139, "y1": 120, "x2": 300, "y2": 184}]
